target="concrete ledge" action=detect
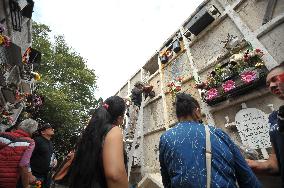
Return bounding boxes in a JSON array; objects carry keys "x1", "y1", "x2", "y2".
[
  {"x1": 255, "y1": 13, "x2": 284, "y2": 38},
  {"x1": 209, "y1": 87, "x2": 270, "y2": 113},
  {"x1": 138, "y1": 173, "x2": 163, "y2": 188}
]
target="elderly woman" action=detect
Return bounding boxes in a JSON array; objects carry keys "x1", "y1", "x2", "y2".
[
  {"x1": 159, "y1": 93, "x2": 261, "y2": 188},
  {"x1": 0, "y1": 118, "x2": 38, "y2": 188}
]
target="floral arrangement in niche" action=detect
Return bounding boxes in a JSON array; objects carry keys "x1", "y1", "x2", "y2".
[
  {"x1": 0, "y1": 109, "x2": 13, "y2": 126},
  {"x1": 195, "y1": 46, "x2": 267, "y2": 104},
  {"x1": 167, "y1": 77, "x2": 183, "y2": 97},
  {"x1": 0, "y1": 24, "x2": 11, "y2": 47}
]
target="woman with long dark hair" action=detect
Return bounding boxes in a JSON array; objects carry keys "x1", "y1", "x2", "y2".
[
  {"x1": 69, "y1": 96, "x2": 128, "y2": 188},
  {"x1": 159, "y1": 93, "x2": 261, "y2": 188}
]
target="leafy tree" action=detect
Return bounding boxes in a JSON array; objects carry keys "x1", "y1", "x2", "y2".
[{"x1": 31, "y1": 22, "x2": 99, "y2": 159}]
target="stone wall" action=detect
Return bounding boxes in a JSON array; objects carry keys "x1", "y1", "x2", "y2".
[{"x1": 116, "y1": 0, "x2": 284, "y2": 187}]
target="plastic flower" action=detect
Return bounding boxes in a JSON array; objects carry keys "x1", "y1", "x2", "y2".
[
  {"x1": 255, "y1": 62, "x2": 264, "y2": 68},
  {"x1": 241, "y1": 71, "x2": 257, "y2": 83},
  {"x1": 222, "y1": 80, "x2": 236, "y2": 92},
  {"x1": 252, "y1": 48, "x2": 264, "y2": 57},
  {"x1": 243, "y1": 52, "x2": 250, "y2": 62},
  {"x1": 0, "y1": 34, "x2": 11, "y2": 47},
  {"x1": 0, "y1": 35, "x2": 4, "y2": 45},
  {"x1": 0, "y1": 24, "x2": 4, "y2": 33},
  {"x1": 167, "y1": 77, "x2": 183, "y2": 96},
  {"x1": 206, "y1": 88, "x2": 218, "y2": 100}
]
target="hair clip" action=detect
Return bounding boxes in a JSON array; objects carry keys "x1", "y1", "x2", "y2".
[{"x1": 102, "y1": 103, "x2": 109, "y2": 110}]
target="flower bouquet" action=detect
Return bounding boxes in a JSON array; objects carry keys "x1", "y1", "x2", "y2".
[
  {"x1": 196, "y1": 46, "x2": 267, "y2": 106},
  {"x1": 167, "y1": 77, "x2": 183, "y2": 100}
]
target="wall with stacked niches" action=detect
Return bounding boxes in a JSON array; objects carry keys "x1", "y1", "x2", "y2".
[
  {"x1": 0, "y1": 0, "x2": 41, "y2": 132},
  {"x1": 116, "y1": 0, "x2": 284, "y2": 186}
]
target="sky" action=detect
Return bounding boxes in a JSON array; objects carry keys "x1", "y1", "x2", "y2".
[{"x1": 33, "y1": 0, "x2": 203, "y2": 99}]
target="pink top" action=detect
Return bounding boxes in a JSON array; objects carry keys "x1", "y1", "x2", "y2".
[{"x1": 19, "y1": 141, "x2": 35, "y2": 167}]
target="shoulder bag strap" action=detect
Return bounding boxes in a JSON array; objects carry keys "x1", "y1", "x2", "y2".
[{"x1": 205, "y1": 125, "x2": 212, "y2": 188}]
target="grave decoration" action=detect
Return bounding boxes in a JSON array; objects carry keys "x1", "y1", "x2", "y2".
[
  {"x1": 167, "y1": 77, "x2": 183, "y2": 101},
  {"x1": 0, "y1": 24, "x2": 11, "y2": 47},
  {"x1": 0, "y1": 109, "x2": 13, "y2": 127},
  {"x1": 195, "y1": 46, "x2": 267, "y2": 106}
]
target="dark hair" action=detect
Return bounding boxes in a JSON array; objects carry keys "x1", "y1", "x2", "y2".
[
  {"x1": 69, "y1": 96, "x2": 125, "y2": 188},
  {"x1": 175, "y1": 93, "x2": 200, "y2": 118}
]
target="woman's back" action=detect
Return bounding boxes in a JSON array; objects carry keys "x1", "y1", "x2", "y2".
[{"x1": 159, "y1": 121, "x2": 260, "y2": 188}]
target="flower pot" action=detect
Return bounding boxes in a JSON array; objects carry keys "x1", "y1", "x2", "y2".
[{"x1": 205, "y1": 95, "x2": 227, "y2": 106}]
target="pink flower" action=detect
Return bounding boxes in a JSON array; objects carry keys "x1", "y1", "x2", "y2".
[
  {"x1": 3, "y1": 35, "x2": 11, "y2": 47},
  {"x1": 206, "y1": 88, "x2": 218, "y2": 100},
  {"x1": 222, "y1": 80, "x2": 236, "y2": 92},
  {"x1": 241, "y1": 71, "x2": 257, "y2": 83}
]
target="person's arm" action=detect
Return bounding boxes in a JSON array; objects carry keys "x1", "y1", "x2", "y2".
[
  {"x1": 218, "y1": 130, "x2": 261, "y2": 187},
  {"x1": 159, "y1": 136, "x2": 171, "y2": 188},
  {"x1": 246, "y1": 146, "x2": 279, "y2": 175},
  {"x1": 19, "y1": 166, "x2": 31, "y2": 188},
  {"x1": 19, "y1": 141, "x2": 36, "y2": 187},
  {"x1": 103, "y1": 126, "x2": 128, "y2": 188}
]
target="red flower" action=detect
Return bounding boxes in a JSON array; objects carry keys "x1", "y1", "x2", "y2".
[
  {"x1": 2, "y1": 111, "x2": 9, "y2": 116},
  {"x1": 255, "y1": 48, "x2": 261, "y2": 53},
  {"x1": 175, "y1": 86, "x2": 181, "y2": 91}
]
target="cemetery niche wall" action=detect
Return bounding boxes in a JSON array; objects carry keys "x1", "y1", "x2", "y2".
[
  {"x1": 115, "y1": 0, "x2": 283, "y2": 187},
  {"x1": 0, "y1": 0, "x2": 42, "y2": 132}
]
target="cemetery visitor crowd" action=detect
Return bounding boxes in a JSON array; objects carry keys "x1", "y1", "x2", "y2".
[{"x1": 0, "y1": 63, "x2": 283, "y2": 188}]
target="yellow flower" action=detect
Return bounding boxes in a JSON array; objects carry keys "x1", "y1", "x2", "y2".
[
  {"x1": 255, "y1": 62, "x2": 264, "y2": 68},
  {"x1": 0, "y1": 35, "x2": 5, "y2": 45},
  {"x1": 31, "y1": 72, "x2": 41, "y2": 81}
]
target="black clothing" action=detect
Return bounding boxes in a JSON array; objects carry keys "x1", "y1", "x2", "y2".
[
  {"x1": 131, "y1": 87, "x2": 143, "y2": 107},
  {"x1": 269, "y1": 111, "x2": 284, "y2": 187},
  {"x1": 69, "y1": 124, "x2": 127, "y2": 188},
  {"x1": 278, "y1": 105, "x2": 284, "y2": 133},
  {"x1": 30, "y1": 136, "x2": 54, "y2": 177}
]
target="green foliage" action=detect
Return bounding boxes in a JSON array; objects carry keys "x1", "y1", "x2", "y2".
[{"x1": 31, "y1": 22, "x2": 98, "y2": 159}]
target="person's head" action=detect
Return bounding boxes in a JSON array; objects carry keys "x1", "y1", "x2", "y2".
[
  {"x1": 134, "y1": 81, "x2": 144, "y2": 89},
  {"x1": 175, "y1": 93, "x2": 202, "y2": 122},
  {"x1": 266, "y1": 63, "x2": 284, "y2": 100},
  {"x1": 38, "y1": 123, "x2": 54, "y2": 139},
  {"x1": 18, "y1": 118, "x2": 38, "y2": 136},
  {"x1": 69, "y1": 96, "x2": 125, "y2": 187}
]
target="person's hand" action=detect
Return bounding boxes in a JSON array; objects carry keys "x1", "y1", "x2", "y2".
[
  {"x1": 143, "y1": 85, "x2": 153, "y2": 93},
  {"x1": 246, "y1": 159, "x2": 258, "y2": 168},
  {"x1": 28, "y1": 172, "x2": 36, "y2": 184},
  {"x1": 246, "y1": 159, "x2": 265, "y2": 173}
]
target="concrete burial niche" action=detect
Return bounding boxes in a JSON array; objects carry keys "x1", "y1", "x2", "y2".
[
  {"x1": 117, "y1": 0, "x2": 284, "y2": 187},
  {"x1": 137, "y1": 173, "x2": 163, "y2": 188}
]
